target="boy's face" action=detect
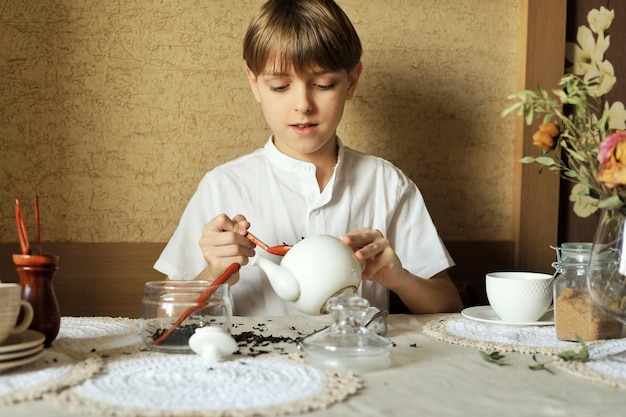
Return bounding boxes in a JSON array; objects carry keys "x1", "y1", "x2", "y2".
[{"x1": 246, "y1": 62, "x2": 362, "y2": 163}]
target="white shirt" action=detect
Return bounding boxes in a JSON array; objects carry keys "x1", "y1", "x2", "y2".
[{"x1": 154, "y1": 138, "x2": 454, "y2": 315}]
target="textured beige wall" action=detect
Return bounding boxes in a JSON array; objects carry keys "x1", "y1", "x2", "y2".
[{"x1": 0, "y1": 0, "x2": 520, "y2": 244}]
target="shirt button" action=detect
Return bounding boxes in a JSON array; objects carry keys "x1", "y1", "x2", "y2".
[
  {"x1": 312, "y1": 209, "x2": 320, "y2": 216},
  {"x1": 303, "y1": 165, "x2": 312, "y2": 172}
]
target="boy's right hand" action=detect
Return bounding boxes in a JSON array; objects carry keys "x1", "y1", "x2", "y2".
[{"x1": 197, "y1": 214, "x2": 255, "y2": 284}]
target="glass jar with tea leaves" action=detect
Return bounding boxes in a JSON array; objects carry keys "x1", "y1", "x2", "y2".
[{"x1": 552, "y1": 243, "x2": 623, "y2": 341}]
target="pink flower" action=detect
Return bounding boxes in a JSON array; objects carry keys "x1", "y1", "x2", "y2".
[{"x1": 597, "y1": 131, "x2": 626, "y2": 187}]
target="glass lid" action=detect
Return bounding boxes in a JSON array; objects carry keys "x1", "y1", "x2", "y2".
[{"x1": 298, "y1": 293, "x2": 392, "y2": 372}]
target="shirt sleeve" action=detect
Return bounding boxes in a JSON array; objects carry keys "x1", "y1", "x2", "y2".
[{"x1": 387, "y1": 172, "x2": 455, "y2": 279}]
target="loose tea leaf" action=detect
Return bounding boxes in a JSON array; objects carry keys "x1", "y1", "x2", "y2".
[
  {"x1": 528, "y1": 355, "x2": 554, "y2": 374},
  {"x1": 557, "y1": 336, "x2": 589, "y2": 362},
  {"x1": 480, "y1": 351, "x2": 509, "y2": 366},
  {"x1": 151, "y1": 324, "x2": 197, "y2": 346}
]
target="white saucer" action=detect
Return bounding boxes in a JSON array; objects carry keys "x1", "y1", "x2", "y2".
[
  {"x1": 0, "y1": 343, "x2": 44, "y2": 362},
  {"x1": 461, "y1": 305, "x2": 554, "y2": 327},
  {"x1": 0, "y1": 330, "x2": 46, "y2": 354},
  {"x1": 0, "y1": 350, "x2": 44, "y2": 373}
]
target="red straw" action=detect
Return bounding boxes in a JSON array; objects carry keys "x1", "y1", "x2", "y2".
[
  {"x1": 35, "y1": 195, "x2": 42, "y2": 255},
  {"x1": 14, "y1": 199, "x2": 30, "y2": 255}
]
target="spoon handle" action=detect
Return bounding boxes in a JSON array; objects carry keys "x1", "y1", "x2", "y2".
[{"x1": 247, "y1": 232, "x2": 291, "y2": 256}]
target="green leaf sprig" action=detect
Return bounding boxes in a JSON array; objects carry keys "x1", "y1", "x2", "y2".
[{"x1": 480, "y1": 336, "x2": 589, "y2": 374}]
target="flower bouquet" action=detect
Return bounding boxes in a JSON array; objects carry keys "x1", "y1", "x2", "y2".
[
  {"x1": 503, "y1": 6, "x2": 626, "y2": 339},
  {"x1": 502, "y1": 6, "x2": 626, "y2": 218}
]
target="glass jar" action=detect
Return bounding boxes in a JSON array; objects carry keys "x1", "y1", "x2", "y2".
[
  {"x1": 587, "y1": 210, "x2": 626, "y2": 325},
  {"x1": 552, "y1": 243, "x2": 623, "y2": 341},
  {"x1": 140, "y1": 281, "x2": 232, "y2": 353}
]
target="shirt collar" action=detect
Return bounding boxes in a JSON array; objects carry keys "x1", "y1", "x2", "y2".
[{"x1": 263, "y1": 136, "x2": 345, "y2": 175}]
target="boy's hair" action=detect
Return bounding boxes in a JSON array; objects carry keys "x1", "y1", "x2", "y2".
[{"x1": 243, "y1": 0, "x2": 362, "y2": 76}]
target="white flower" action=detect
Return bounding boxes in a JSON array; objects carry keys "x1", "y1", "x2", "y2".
[
  {"x1": 597, "y1": 60, "x2": 616, "y2": 96},
  {"x1": 587, "y1": 6, "x2": 614, "y2": 34},
  {"x1": 595, "y1": 32, "x2": 611, "y2": 57},
  {"x1": 566, "y1": 25, "x2": 605, "y2": 75},
  {"x1": 584, "y1": 60, "x2": 616, "y2": 97},
  {"x1": 569, "y1": 183, "x2": 598, "y2": 218},
  {"x1": 607, "y1": 101, "x2": 626, "y2": 131}
]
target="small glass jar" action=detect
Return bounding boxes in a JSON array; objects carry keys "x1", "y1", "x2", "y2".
[
  {"x1": 140, "y1": 281, "x2": 232, "y2": 353},
  {"x1": 552, "y1": 243, "x2": 623, "y2": 341}
]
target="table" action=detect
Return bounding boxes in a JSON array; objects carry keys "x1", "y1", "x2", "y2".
[{"x1": 1, "y1": 314, "x2": 625, "y2": 417}]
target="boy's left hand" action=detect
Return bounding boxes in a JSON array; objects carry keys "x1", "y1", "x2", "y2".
[{"x1": 341, "y1": 229, "x2": 404, "y2": 288}]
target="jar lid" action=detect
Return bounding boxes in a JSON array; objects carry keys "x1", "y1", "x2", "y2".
[
  {"x1": 552, "y1": 242, "x2": 614, "y2": 270},
  {"x1": 298, "y1": 293, "x2": 392, "y2": 372},
  {"x1": 553, "y1": 242, "x2": 592, "y2": 266}
]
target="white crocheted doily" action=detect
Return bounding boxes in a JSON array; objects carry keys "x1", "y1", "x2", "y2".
[
  {"x1": 423, "y1": 315, "x2": 578, "y2": 354},
  {"x1": 52, "y1": 353, "x2": 361, "y2": 417},
  {"x1": 555, "y1": 338, "x2": 626, "y2": 388},
  {"x1": 0, "y1": 350, "x2": 103, "y2": 405},
  {"x1": 54, "y1": 316, "x2": 143, "y2": 355}
]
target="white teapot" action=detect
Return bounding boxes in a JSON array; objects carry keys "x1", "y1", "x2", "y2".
[{"x1": 249, "y1": 234, "x2": 363, "y2": 315}]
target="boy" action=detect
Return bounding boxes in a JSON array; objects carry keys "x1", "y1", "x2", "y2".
[{"x1": 154, "y1": 0, "x2": 463, "y2": 315}]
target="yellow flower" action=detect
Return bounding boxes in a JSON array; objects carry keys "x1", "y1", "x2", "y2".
[
  {"x1": 531, "y1": 123, "x2": 559, "y2": 150},
  {"x1": 539, "y1": 122, "x2": 559, "y2": 137}
]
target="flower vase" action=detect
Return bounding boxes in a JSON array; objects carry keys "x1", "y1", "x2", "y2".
[
  {"x1": 553, "y1": 242, "x2": 623, "y2": 341},
  {"x1": 12, "y1": 254, "x2": 61, "y2": 347},
  {"x1": 587, "y1": 210, "x2": 626, "y2": 333}
]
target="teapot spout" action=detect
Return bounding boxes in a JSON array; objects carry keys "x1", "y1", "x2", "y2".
[{"x1": 250, "y1": 255, "x2": 300, "y2": 302}]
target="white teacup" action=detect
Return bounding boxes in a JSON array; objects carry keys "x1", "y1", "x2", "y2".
[
  {"x1": 486, "y1": 272, "x2": 553, "y2": 322},
  {"x1": 0, "y1": 283, "x2": 34, "y2": 344}
]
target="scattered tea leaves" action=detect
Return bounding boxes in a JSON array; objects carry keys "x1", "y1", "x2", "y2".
[
  {"x1": 480, "y1": 337, "x2": 590, "y2": 374},
  {"x1": 480, "y1": 351, "x2": 509, "y2": 366},
  {"x1": 151, "y1": 324, "x2": 197, "y2": 345}
]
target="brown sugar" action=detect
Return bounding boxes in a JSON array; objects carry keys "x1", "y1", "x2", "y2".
[{"x1": 555, "y1": 287, "x2": 623, "y2": 341}]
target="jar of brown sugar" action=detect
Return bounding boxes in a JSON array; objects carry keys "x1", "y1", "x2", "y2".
[{"x1": 552, "y1": 243, "x2": 623, "y2": 341}]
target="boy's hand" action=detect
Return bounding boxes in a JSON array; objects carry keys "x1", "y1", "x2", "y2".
[
  {"x1": 341, "y1": 228, "x2": 404, "y2": 288},
  {"x1": 198, "y1": 214, "x2": 255, "y2": 284}
]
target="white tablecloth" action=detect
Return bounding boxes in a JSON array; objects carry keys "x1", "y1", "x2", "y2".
[{"x1": 1, "y1": 314, "x2": 625, "y2": 417}]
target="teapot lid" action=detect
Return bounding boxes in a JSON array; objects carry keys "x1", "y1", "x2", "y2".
[{"x1": 298, "y1": 293, "x2": 392, "y2": 372}]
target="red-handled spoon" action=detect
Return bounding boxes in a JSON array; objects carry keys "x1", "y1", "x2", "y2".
[{"x1": 246, "y1": 232, "x2": 292, "y2": 256}]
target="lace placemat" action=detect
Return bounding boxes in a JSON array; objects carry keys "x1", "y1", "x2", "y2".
[
  {"x1": 554, "y1": 339, "x2": 626, "y2": 388},
  {"x1": 0, "y1": 350, "x2": 103, "y2": 405},
  {"x1": 51, "y1": 352, "x2": 362, "y2": 417},
  {"x1": 423, "y1": 314, "x2": 579, "y2": 354},
  {"x1": 54, "y1": 316, "x2": 144, "y2": 356}
]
